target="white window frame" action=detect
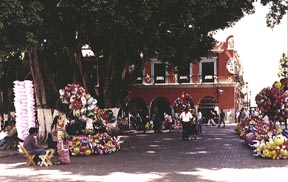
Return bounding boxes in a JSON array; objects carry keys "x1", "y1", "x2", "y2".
[
  {"x1": 199, "y1": 57, "x2": 217, "y2": 83},
  {"x1": 151, "y1": 59, "x2": 167, "y2": 84},
  {"x1": 178, "y1": 63, "x2": 192, "y2": 83}
]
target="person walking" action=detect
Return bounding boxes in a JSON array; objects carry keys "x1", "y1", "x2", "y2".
[
  {"x1": 180, "y1": 107, "x2": 192, "y2": 140},
  {"x1": 207, "y1": 110, "x2": 216, "y2": 126},
  {"x1": 218, "y1": 109, "x2": 226, "y2": 128},
  {"x1": 197, "y1": 110, "x2": 202, "y2": 133}
]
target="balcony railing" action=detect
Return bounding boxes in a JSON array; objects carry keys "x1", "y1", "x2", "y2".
[{"x1": 135, "y1": 74, "x2": 239, "y2": 85}]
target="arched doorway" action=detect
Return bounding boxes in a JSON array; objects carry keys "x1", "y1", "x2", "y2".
[
  {"x1": 127, "y1": 97, "x2": 147, "y2": 114},
  {"x1": 199, "y1": 96, "x2": 218, "y2": 123},
  {"x1": 127, "y1": 97, "x2": 148, "y2": 130},
  {"x1": 150, "y1": 97, "x2": 171, "y2": 116}
]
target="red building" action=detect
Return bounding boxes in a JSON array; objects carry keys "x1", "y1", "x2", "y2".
[{"x1": 127, "y1": 35, "x2": 244, "y2": 122}]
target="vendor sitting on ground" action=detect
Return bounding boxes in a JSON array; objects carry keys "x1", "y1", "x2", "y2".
[
  {"x1": 24, "y1": 127, "x2": 46, "y2": 164},
  {"x1": 0, "y1": 124, "x2": 18, "y2": 149}
]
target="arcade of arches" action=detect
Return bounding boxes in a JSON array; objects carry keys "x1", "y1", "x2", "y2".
[{"x1": 124, "y1": 95, "x2": 226, "y2": 123}]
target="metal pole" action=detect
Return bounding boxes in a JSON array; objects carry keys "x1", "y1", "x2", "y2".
[
  {"x1": 246, "y1": 82, "x2": 248, "y2": 109},
  {"x1": 286, "y1": 11, "x2": 288, "y2": 129}
]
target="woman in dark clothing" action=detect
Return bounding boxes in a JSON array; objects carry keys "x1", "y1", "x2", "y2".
[
  {"x1": 190, "y1": 109, "x2": 198, "y2": 140},
  {"x1": 47, "y1": 116, "x2": 59, "y2": 151}
]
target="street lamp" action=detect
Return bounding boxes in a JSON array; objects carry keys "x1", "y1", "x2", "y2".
[{"x1": 246, "y1": 82, "x2": 249, "y2": 109}]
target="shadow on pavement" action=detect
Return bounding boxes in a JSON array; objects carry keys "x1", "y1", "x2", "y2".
[{"x1": 1, "y1": 124, "x2": 288, "y2": 182}]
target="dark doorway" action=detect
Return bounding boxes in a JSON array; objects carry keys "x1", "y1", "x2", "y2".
[{"x1": 199, "y1": 96, "x2": 218, "y2": 123}]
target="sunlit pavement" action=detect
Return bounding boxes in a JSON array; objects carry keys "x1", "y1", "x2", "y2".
[{"x1": 1, "y1": 124, "x2": 288, "y2": 182}]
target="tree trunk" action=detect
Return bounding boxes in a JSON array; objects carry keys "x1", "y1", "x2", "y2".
[
  {"x1": 37, "y1": 108, "x2": 53, "y2": 142},
  {"x1": 25, "y1": 51, "x2": 49, "y2": 142},
  {"x1": 27, "y1": 51, "x2": 47, "y2": 107},
  {"x1": 67, "y1": 50, "x2": 85, "y2": 87}
]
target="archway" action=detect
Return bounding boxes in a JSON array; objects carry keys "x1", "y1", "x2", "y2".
[
  {"x1": 127, "y1": 97, "x2": 148, "y2": 114},
  {"x1": 198, "y1": 96, "x2": 218, "y2": 123},
  {"x1": 127, "y1": 97, "x2": 148, "y2": 130},
  {"x1": 150, "y1": 97, "x2": 171, "y2": 116}
]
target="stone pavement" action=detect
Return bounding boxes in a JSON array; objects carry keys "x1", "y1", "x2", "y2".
[{"x1": 1, "y1": 124, "x2": 288, "y2": 182}]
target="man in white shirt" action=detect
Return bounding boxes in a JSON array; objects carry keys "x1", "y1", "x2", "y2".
[{"x1": 180, "y1": 107, "x2": 192, "y2": 140}]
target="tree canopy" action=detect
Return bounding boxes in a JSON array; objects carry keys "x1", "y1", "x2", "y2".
[{"x1": 0, "y1": 0, "x2": 287, "y2": 108}]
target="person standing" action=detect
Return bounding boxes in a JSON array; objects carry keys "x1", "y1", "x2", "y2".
[
  {"x1": 0, "y1": 114, "x2": 3, "y2": 132},
  {"x1": 197, "y1": 110, "x2": 202, "y2": 133},
  {"x1": 180, "y1": 107, "x2": 192, "y2": 140},
  {"x1": 218, "y1": 109, "x2": 225, "y2": 128},
  {"x1": 47, "y1": 116, "x2": 59, "y2": 153},
  {"x1": 164, "y1": 112, "x2": 173, "y2": 133},
  {"x1": 152, "y1": 107, "x2": 163, "y2": 133},
  {"x1": 190, "y1": 109, "x2": 198, "y2": 140}
]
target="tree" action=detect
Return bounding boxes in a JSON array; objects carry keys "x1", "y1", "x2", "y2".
[
  {"x1": 278, "y1": 53, "x2": 288, "y2": 78},
  {"x1": 55, "y1": 0, "x2": 257, "y2": 108},
  {"x1": 259, "y1": 0, "x2": 288, "y2": 28},
  {"x1": 0, "y1": 0, "x2": 287, "y2": 140}
]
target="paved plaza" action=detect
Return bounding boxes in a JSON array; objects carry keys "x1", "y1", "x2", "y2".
[{"x1": 1, "y1": 124, "x2": 288, "y2": 182}]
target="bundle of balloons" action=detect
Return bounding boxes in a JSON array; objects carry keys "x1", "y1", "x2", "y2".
[
  {"x1": 172, "y1": 92, "x2": 194, "y2": 129},
  {"x1": 173, "y1": 92, "x2": 194, "y2": 113},
  {"x1": 66, "y1": 132, "x2": 120, "y2": 156},
  {"x1": 236, "y1": 117, "x2": 288, "y2": 159},
  {"x1": 59, "y1": 84, "x2": 98, "y2": 121},
  {"x1": 13, "y1": 80, "x2": 36, "y2": 140},
  {"x1": 255, "y1": 81, "x2": 288, "y2": 122}
]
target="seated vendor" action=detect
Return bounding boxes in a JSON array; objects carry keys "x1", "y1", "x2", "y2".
[
  {"x1": 24, "y1": 127, "x2": 46, "y2": 164},
  {"x1": 0, "y1": 124, "x2": 18, "y2": 149}
]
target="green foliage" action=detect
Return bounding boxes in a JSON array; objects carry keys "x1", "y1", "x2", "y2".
[
  {"x1": 278, "y1": 53, "x2": 288, "y2": 78},
  {"x1": 0, "y1": 1, "x2": 43, "y2": 60},
  {"x1": 260, "y1": 0, "x2": 288, "y2": 28},
  {"x1": 1, "y1": 0, "x2": 287, "y2": 62}
]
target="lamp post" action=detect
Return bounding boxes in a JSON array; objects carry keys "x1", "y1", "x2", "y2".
[
  {"x1": 249, "y1": 91, "x2": 251, "y2": 109},
  {"x1": 246, "y1": 82, "x2": 249, "y2": 109}
]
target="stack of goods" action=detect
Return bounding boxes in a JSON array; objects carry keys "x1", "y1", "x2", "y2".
[
  {"x1": 236, "y1": 118, "x2": 288, "y2": 159},
  {"x1": 239, "y1": 119, "x2": 273, "y2": 147},
  {"x1": 66, "y1": 133, "x2": 120, "y2": 156},
  {"x1": 253, "y1": 122, "x2": 288, "y2": 159},
  {"x1": 236, "y1": 80, "x2": 288, "y2": 159},
  {"x1": 13, "y1": 80, "x2": 36, "y2": 140}
]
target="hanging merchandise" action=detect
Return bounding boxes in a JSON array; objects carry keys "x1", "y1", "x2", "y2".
[
  {"x1": 59, "y1": 83, "x2": 121, "y2": 156},
  {"x1": 59, "y1": 84, "x2": 99, "y2": 121},
  {"x1": 173, "y1": 91, "x2": 194, "y2": 113},
  {"x1": 255, "y1": 82, "x2": 288, "y2": 123}
]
